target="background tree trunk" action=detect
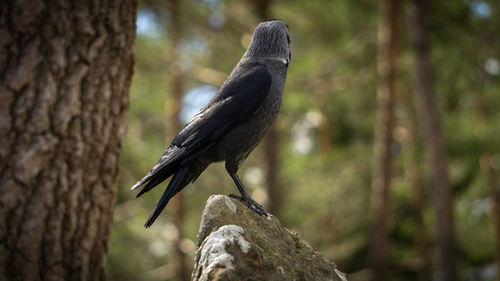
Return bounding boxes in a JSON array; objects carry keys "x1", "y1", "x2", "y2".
[
  {"x1": 481, "y1": 155, "x2": 500, "y2": 281},
  {"x1": 401, "y1": 90, "x2": 432, "y2": 281},
  {"x1": 0, "y1": 1, "x2": 137, "y2": 280},
  {"x1": 264, "y1": 127, "x2": 281, "y2": 216},
  {"x1": 408, "y1": 0, "x2": 459, "y2": 280},
  {"x1": 370, "y1": 0, "x2": 399, "y2": 280},
  {"x1": 165, "y1": 0, "x2": 188, "y2": 280}
]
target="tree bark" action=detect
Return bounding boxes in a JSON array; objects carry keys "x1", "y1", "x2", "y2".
[
  {"x1": 0, "y1": 1, "x2": 137, "y2": 280},
  {"x1": 165, "y1": 0, "x2": 188, "y2": 280},
  {"x1": 408, "y1": 1, "x2": 459, "y2": 280},
  {"x1": 370, "y1": 0, "x2": 398, "y2": 280}
]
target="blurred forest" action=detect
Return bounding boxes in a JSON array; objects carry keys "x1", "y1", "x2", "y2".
[{"x1": 108, "y1": 0, "x2": 500, "y2": 280}]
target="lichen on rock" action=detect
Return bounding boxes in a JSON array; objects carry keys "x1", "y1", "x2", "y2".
[
  {"x1": 191, "y1": 195, "x2": 347, "y2": 281},
  {"x1": 197, "y1": 224, "x2": 250, "y2": 279}
]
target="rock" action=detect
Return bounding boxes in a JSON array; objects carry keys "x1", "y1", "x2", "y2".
[{"x1": 191, "y1": 195, "x2": 348, "y2": 281}]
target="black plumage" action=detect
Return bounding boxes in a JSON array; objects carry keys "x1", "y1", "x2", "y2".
[{"x1": 132, "y1": 20, "x2": 291, "y2": 227}]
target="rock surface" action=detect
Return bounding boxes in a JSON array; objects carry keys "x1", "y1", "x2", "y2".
[{"x1": 191, "y1": 195, "x2": 348, "y2": 281}]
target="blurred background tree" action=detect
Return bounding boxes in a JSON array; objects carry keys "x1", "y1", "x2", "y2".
[{"x1": 107, "y1": 0, "x2": 500, "y2": 280}]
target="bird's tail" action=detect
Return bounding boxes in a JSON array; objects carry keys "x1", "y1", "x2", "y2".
[
  {"x1": 131, "y1": 173, "x2": 151, "y2": 191},
  {"x1": 144, "y1": 166, "x2": 188, "y2": 228},
  {"x1": 135, "y1": 168, "x2": 176, "y2": 198}
]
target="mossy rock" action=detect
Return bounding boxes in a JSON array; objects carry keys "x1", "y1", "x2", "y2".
[{"x1": 191, "y1": 195, "x2": 347, "y2": 281}]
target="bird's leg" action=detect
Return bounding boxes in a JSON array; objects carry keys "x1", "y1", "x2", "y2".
[{"x1": 228, "y1": 172, "x2": 268, "y2": 217}]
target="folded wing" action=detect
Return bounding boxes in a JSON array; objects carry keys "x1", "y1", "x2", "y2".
[{"x1": 131, "y1": 64, "x2": 273, "y2": 198}]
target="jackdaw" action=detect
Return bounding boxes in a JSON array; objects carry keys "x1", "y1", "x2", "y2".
[{"x1": 132, "y1": 20, "x2": 291, "y2": 227}]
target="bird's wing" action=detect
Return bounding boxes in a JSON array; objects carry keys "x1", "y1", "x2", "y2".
[
  {"x1": 132, "y1": 64, "x2": 272, "y2": 195},
  {"x1": 173, "y1": 64, "x2": 273, "y2": 151}
]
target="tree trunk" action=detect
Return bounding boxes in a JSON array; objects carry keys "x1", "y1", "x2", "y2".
[
  {"x1": 481, "y1": 155, "x2": 500, "y2": 281},
  {"x1": 408, "y1": 1, "x2": 459, "y2": 280},
  {"x1": 264, "y1": 126, "x2": 281, "y2": 216},
  {"x1": 0, "y1": 1, "x2": 137, "y2": 280},
  {"x1": 408, "y1": 148, "x2": 432, "y2": 281},
  {"x1": 165, "y1": 0, "x2": 188, "y2": 280},
  {"x1": 250, "y1": 0, "x2": 272, "y2": 21},
  {"x1": 370, "y1": 0, "x2": 399, "y2": 280},
  {"x1": 401, "y1": 91, "x2": 432, "y2": 281}
]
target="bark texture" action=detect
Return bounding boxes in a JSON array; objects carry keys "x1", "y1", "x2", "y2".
[
  {"x1": 0, "y1": 1, "x2": 137, "y2": 280},
  {"x1": 408, "y1": 0, "x2": 459, "y2": 280},
  {"x1": 370, "y1": 0, "x2": 398, "y2": 279}
]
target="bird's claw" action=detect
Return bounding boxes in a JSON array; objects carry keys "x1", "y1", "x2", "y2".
[{"x1": 228, "y1": 194, "x2": 268, "y2": 217}]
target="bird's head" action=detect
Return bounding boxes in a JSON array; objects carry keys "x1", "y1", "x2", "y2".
[{"x1": 244, "y1": 20, "x2": 291, "y2": 66}]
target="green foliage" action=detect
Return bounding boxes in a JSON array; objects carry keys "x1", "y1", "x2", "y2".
[{"x1": 107, "y1": 0, "x2": 500, "y2": 280}]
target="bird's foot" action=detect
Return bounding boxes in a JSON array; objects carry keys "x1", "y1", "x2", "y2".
[{"x1": 228, "y1": 194, "x2": 268, "y2": 217}]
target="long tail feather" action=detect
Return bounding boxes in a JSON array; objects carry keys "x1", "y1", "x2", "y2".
[
  {"x1": 131, "y1": 173, "x2": 152, "y2": 191},
  {"x1": 136, "y1": 168, "x2": 176, "y2": 198},
  {"x1": 131, "y1": 148, "x2": 183, "y2": 191},
  {"x1": 144, "y1": 167, "x2": 188, "y2": 228}
]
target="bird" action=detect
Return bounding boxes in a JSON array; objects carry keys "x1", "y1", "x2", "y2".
[{"x1": 131, "y1": 20, "x2": 291, "y2": 227}]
